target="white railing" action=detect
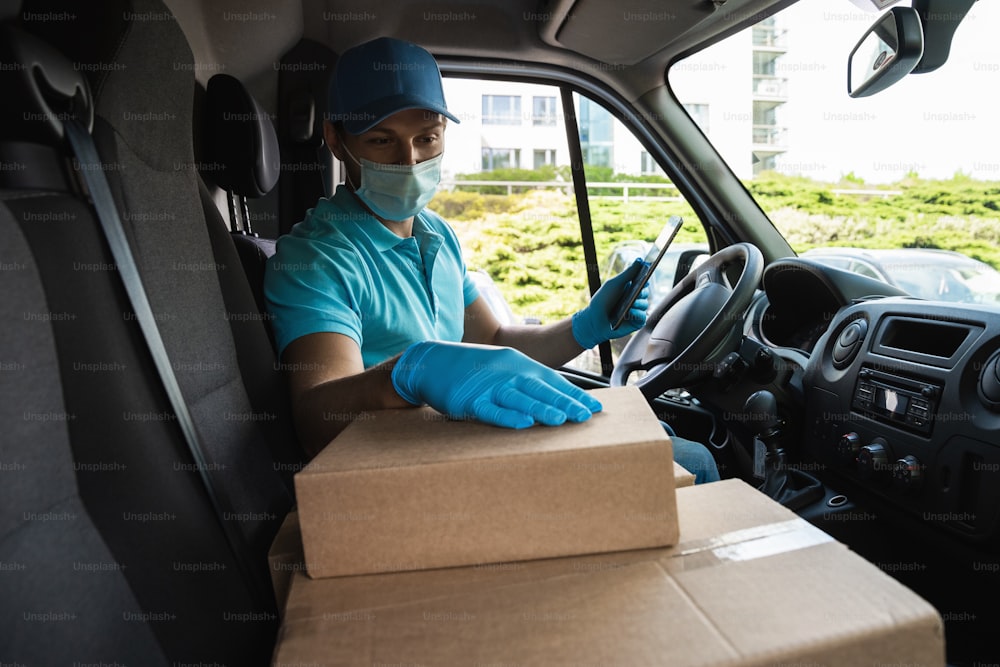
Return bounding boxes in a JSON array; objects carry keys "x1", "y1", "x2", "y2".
[
  {"x1": 752, "y1": 76, "x2": 788, "y2": 98},
  {"x1": 752, "y1": 124, "x2": 788, "y2": 146},
  {"x1": 830, "y1": 189, "x2": 903, "y2": 198},
  {"x1": 441, "y1": 180, "x2": 682, "y2": 203},
  {"x1": 440, "y1": 180, "x2": 904, "y2": 202},
  {"x1": 752, "y1": 25, "x2": 788, "y2": 49}
]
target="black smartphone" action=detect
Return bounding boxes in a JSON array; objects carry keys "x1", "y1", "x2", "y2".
[{"x1": 610, "y1": 215, "x2": 684, "y2": 329}]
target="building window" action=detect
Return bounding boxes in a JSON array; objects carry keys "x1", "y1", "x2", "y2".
[
  {"x1": 753, "y1": 154, "x2": 777, "y2": 175},
  {"x1": 532, "y1": 96, "x2": 558, "y2": 126},
  {"x1": 683, "y1": 103, "x2": 709, "y2": 134},
  {"x1": 533, "y1": 149, "x2": 556, "y2": 169},
  {"x1": 482, "y1": 95, "x2": 521, "y2": 125},
  {"x1": 583, "y1": 146, "x2": 611, "y2": 168},
  {"x1": 640, "y1": 151, "x2": 663, "y2": 175},
  {"x1": 577, "y1": 97, "x2": 613, "y2": 169},
  {"x1": 482, "y1": 147, "x2": 521, "y2": 170}
]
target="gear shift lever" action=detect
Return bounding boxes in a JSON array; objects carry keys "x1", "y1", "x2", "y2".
[
  {"x1": 744, "y1": 389, "x2": 782, "y2": 456},
  {"x1": 744, "y1": 390, "x2": 823, "y2": 510}
]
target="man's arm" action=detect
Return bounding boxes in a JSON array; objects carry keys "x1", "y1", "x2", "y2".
[
  {"x1": 282, "y1": 332, "x2": 411, "y2": 458},
  {"x1": 463, "y1": 298, "x2": 584, "y2": 367},
  {"x1": 462, "y1": 255, "x2": 649, "y2": 367},
  {"x1": 284, "y1": 325, "x2": 604, "y2": 458}
]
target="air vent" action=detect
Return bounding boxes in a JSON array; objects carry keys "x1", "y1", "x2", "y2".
[
  {"x1": 977, "y1": 350, "x2": 1000, "y2": 411},
  {"x1": 832, "y1": 318, "x2": 868, "y2": 369}
]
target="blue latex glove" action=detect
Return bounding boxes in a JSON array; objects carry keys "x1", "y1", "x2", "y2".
[
  {"x1": 391, "y1": 341, "x2": 603, "y2": 429},
  {"x1": 571, "y1": 257, "x2": 650, "y2": 350}
]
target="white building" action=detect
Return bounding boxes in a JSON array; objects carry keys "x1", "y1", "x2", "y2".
[
  {"x1": 441, "y1": 17, "x2": 788, "y2": 182},
  {"x1": 441, "y1": 78, "x2": 673, "y2": 181}
]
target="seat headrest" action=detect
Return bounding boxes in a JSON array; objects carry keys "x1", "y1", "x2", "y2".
[
  {"x1": 203, "y1": 73, "x2": 280, "y2": 198},
  {"x1": 0, "y1": 24, "x2": 94, "y2": 144},
  {"x1": 0, "y1": 0, "x2": 21, "y2": 21}
]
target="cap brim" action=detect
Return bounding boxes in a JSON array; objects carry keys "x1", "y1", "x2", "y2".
[{"x1": 342, "y1": 94, "x2": 460, "y2": 135}]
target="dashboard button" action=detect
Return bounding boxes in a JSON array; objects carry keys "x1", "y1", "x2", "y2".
[
  {"x1": 855, "y1": 382, "x2": 875, "y2": 405},
  {"x1": 836, "y1": 432, "x2": 861, "y2": 464},
  {"x1": 858, "y1": 440, "x2": 890, "y2": 479},
  {"x1": 892, "y1": 455, "x2": 923, "y2": 490}
]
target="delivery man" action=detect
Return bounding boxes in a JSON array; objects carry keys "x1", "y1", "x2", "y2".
[{"x1": 264, "y1": 37, "x2": 719, "y2": 483}]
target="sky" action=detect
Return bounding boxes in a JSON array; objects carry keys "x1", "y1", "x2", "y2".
[
  {"x1": 771, "y1": 0, "x2": 1000, "y2": 183},
  {"x1": 679, "y1": 0, "x2": 1000, "y2": 184}
]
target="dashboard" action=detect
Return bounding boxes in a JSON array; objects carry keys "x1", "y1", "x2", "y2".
[{"x1": 750, "y1": 258, "x2": 1000, "y2": 544}]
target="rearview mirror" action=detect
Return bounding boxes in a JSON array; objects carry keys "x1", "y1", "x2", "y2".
[{"x1": 848, "y1": 6, "x2": 924, "y2": 98}]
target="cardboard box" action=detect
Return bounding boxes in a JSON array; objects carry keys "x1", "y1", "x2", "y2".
[
  {"x1": 271, "y1": 458, "x2": 693, "y2": 615},
  {"x1": 294, "y1": 386, "x2": 678, "y2": 578},
  {"x1": 267, "y1": 510, "x2": 303, "y2": 615},
  {"x1": 272, "y1": 479, "x2": 944, "y2": 666},
  {"x1": 673, "y1": 460, "x2": 695, "y2": 487}
]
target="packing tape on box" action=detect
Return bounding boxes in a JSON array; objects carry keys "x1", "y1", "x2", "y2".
[{"x1": 671, "y1": 518, "x2": 834, "y2": 571}]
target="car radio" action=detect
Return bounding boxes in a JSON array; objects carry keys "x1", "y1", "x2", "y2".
[{"x1": 851, "y1": 367, "x2": 940, "y2": 435}]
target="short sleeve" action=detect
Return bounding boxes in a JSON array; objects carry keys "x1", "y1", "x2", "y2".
[
  {"x1": 463, "y1": 271, "x2": 480, "y2": 307},
  {"x1": 264, "y1": 236, "x2": 366, "y2": 358}
]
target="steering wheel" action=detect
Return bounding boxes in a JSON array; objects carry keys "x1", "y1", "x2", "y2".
[{"x1": 610, "y1": 242, "x2": 764, "y2": 400}]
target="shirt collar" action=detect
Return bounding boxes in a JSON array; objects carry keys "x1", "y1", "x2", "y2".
[{"x1": 328, "y1": 184, "x2": 440, "y2": 253}]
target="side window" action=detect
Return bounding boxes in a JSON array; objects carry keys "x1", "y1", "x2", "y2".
[{"x1": 432, "y1": 78, "x2": 709, "y2": 375}]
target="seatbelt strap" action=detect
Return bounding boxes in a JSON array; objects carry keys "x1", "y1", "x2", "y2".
[{"x1": 63, "y1": 118, "x2": 271, "y2": 607}]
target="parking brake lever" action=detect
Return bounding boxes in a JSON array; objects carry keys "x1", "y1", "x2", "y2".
[{"x1": 744, "y1": 390, "x2": 823, "y2": 511}]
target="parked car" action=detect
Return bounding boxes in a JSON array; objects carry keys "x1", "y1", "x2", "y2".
[
  {"x1": 468, "y1": 269, "x2": 518, "y2": 326},
  {"x1": 602, "y1": 241, "x2": 712, "y2": 305},
  {"x1": 4, "y1": 0, "x2": 999, "y2": 664},
  {"x1": 803, "y1": 247, "x2": 1000, "y2": 304}
]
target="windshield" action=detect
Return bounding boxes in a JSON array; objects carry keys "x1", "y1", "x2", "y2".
[
  {"x1": 882, "y1": 256, "x2": 1000, "y2": 303},
  {"x1": 669, "y1": 0, "x2": 1000, "y2": 301}
]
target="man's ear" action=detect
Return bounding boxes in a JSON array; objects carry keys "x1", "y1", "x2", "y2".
[{"x1": 323, "y1": 120, "x2": 344, "y2": 161}]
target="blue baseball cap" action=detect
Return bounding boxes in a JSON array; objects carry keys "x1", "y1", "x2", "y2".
[{"x1": 328, "y1": 37, "x2": 460, "y2": 135}]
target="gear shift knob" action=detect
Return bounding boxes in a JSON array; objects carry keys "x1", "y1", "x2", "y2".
[
  {"x1": 744, "y1": 389, "x2": 780, "y2": 444},
  {"x1": 746, "y1": 389, "x2": 825, "y2": 510}
]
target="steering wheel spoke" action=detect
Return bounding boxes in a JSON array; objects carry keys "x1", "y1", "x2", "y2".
[{"x1": 694, "y1": 262, "x2": 725, "y2": 288}]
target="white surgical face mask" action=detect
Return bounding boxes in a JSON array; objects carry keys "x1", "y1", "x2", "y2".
[{"x1": 341, "y1": 143, "x2": 442, "y2": 221}]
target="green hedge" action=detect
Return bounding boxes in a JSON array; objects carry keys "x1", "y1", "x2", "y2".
[{"x1": 429, "y1": 172, "x2": 1000, "y2": 321}]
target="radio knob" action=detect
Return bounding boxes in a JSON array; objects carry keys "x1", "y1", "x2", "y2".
[
  {"x1": 836, "y1": 432, "x2": 861, "y2": 464},
  {"x1": 857, "y1": 440, "x2": 890, "y2": 479},
  {"x1": 892, "y1": 455, "x2": 923, "y2": 490}
]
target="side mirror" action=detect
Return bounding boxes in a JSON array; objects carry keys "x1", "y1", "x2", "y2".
[{"x1": 848, "y1": 6, "x2": 924, "y2": 98}]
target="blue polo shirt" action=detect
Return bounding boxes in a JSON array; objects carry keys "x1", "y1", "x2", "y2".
[{"x1": 264, "y1": 185, "x2": 480, "y2": 367}]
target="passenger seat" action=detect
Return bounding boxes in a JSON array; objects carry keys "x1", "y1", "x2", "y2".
[
  {"x1": 5, "y1": 0, "x2": 305, "y2": 662},
  {"x1": 0, "y1": 183, "x2": 169, "y2": 666}
]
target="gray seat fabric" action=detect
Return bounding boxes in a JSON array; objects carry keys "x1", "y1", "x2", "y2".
[
  {"x1": 4, "y1": 0, "x2": 307, "y2": 662},
  {"x1": 23, "y1": 0, "x2": 302, "y2": 536},
  {"x1": 0, "y1": 205, "x2": 168, "y2": 665},
  {"x1": 4, "y1": 163, "x2": 281, "y2": 664}
]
